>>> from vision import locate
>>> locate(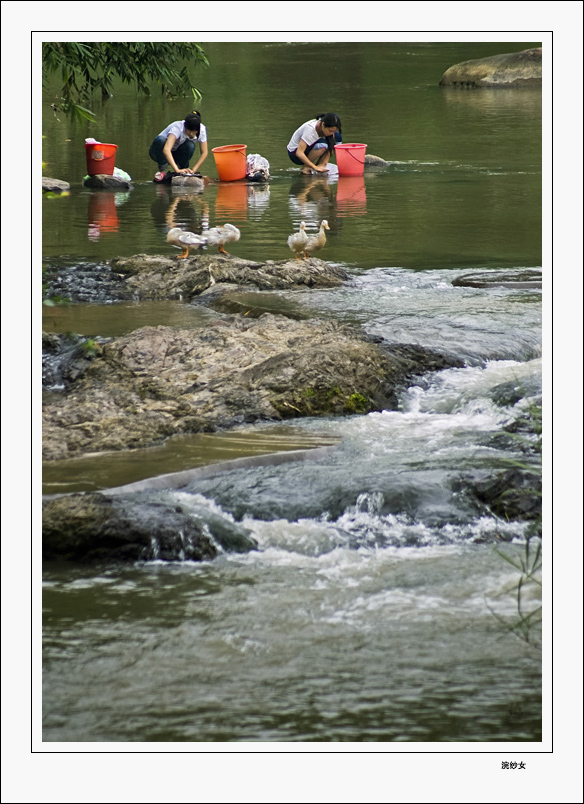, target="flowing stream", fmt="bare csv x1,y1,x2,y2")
41,41,542,743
